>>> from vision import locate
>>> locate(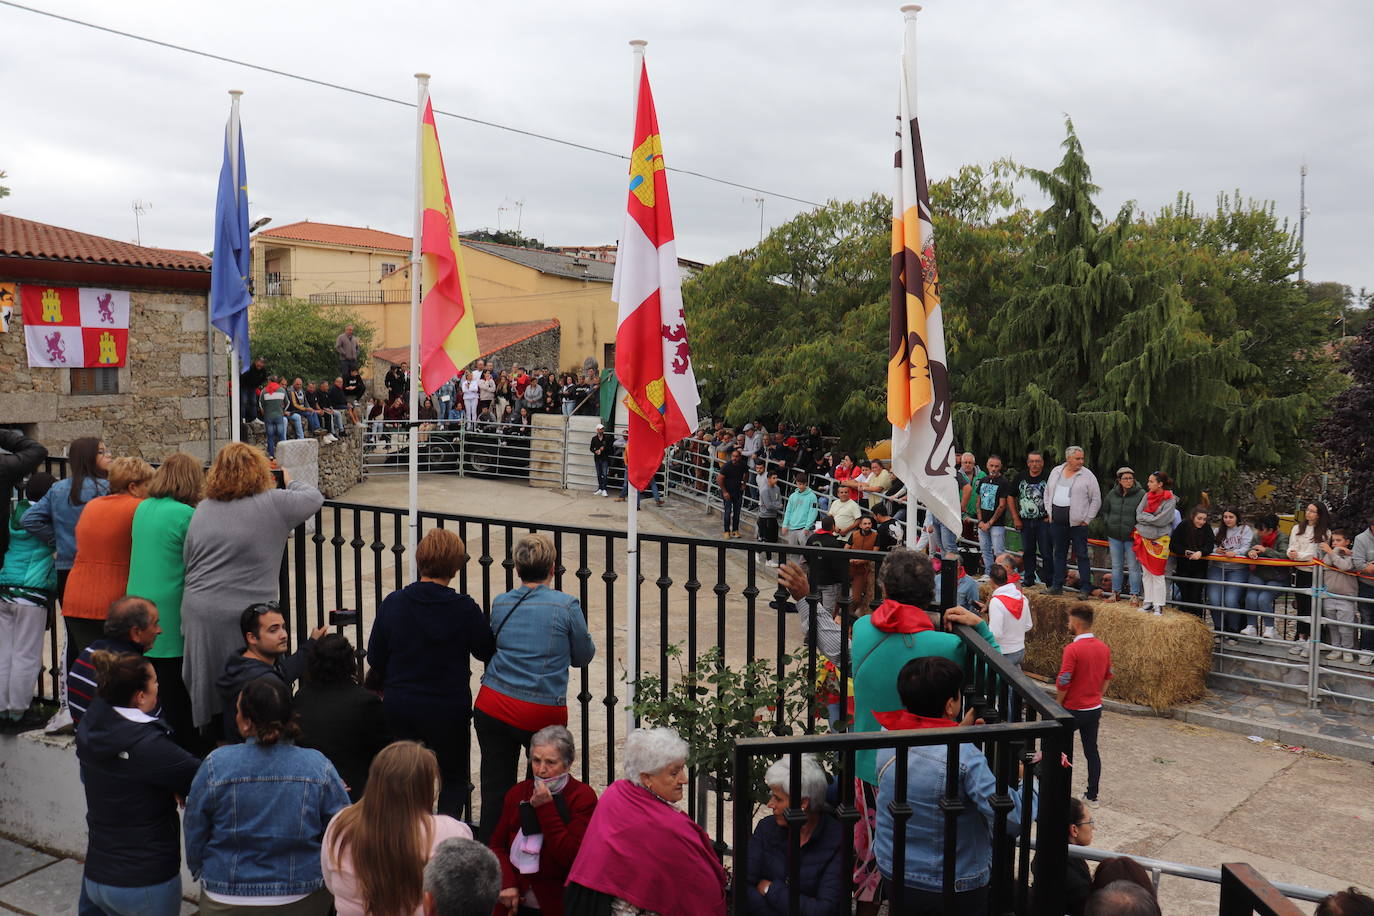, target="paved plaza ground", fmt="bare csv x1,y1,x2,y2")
1,475,1369,914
